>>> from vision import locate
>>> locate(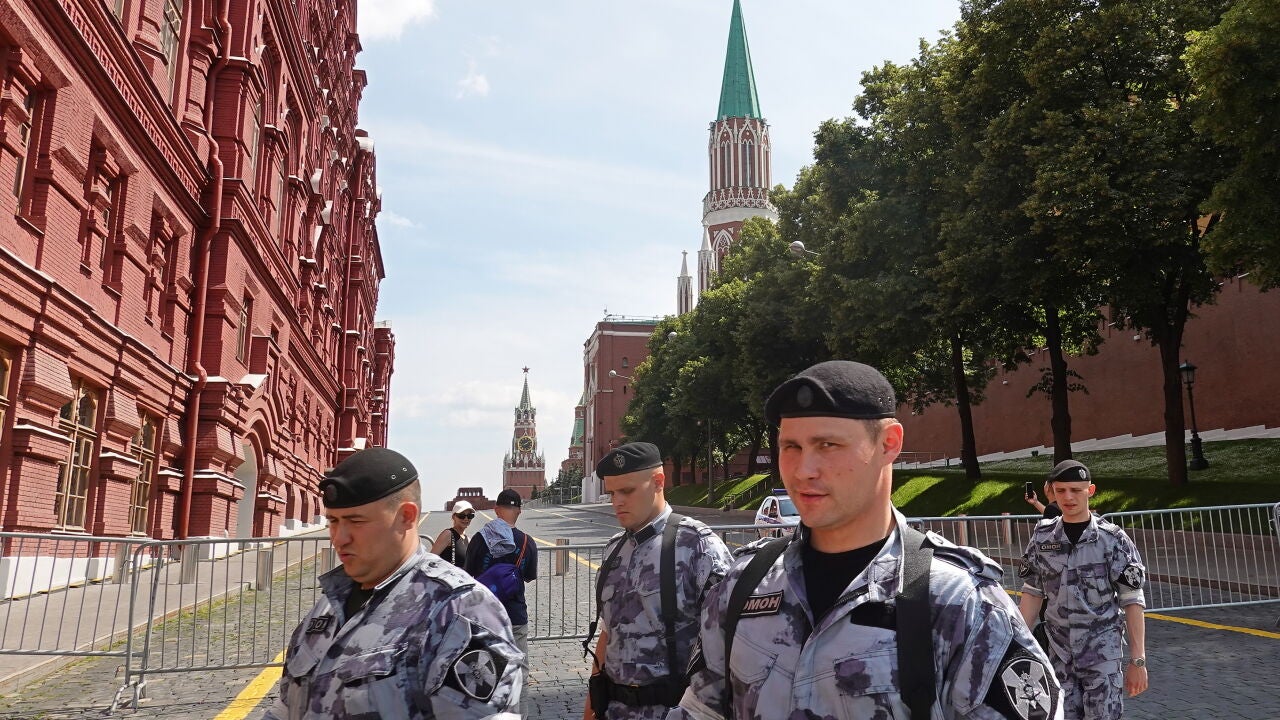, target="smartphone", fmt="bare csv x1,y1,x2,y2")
1024,481,1034,498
